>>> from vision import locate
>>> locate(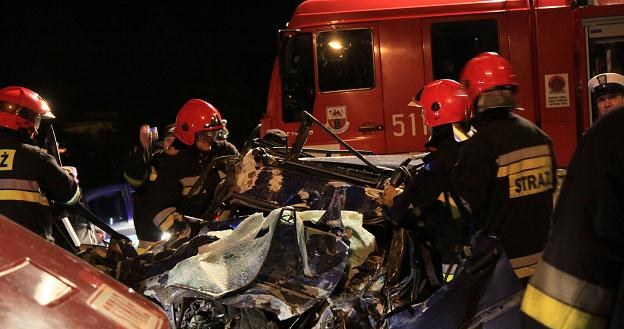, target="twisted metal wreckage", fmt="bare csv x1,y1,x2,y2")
80,111,524,329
